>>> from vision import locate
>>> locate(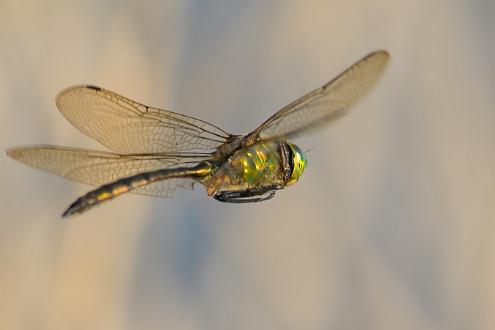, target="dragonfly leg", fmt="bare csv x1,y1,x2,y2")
214,185,278,203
